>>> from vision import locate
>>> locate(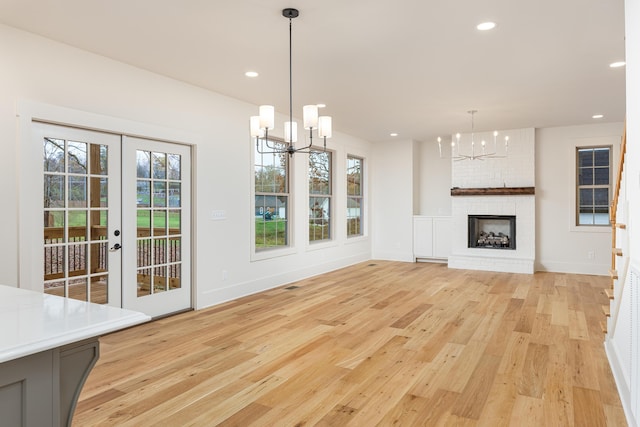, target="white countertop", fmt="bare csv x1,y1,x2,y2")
0,285,150,363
